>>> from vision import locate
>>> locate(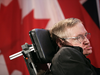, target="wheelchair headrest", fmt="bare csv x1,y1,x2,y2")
29,29,57,63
